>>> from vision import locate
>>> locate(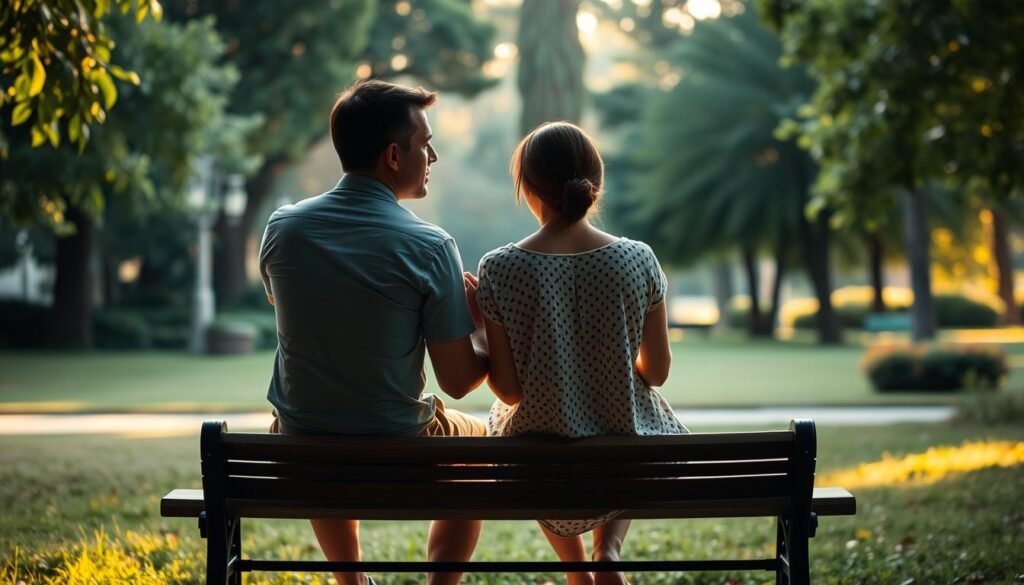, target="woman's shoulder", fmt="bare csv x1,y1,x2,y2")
613,237,660,260
478,243,519,270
